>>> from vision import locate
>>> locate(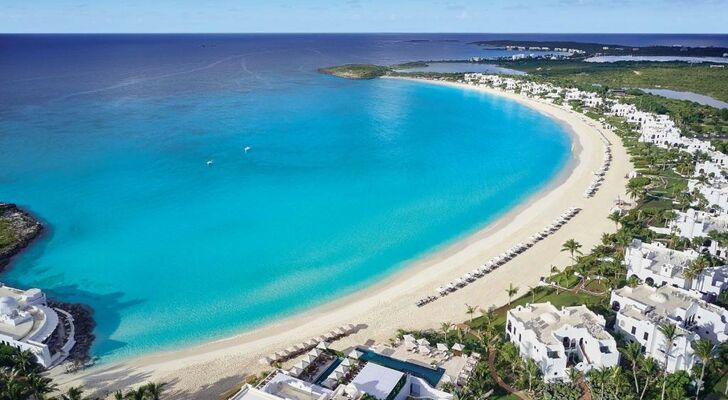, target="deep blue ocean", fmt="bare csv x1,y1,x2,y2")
0,34,725,361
